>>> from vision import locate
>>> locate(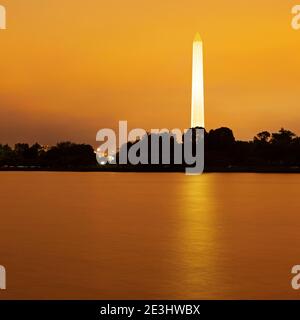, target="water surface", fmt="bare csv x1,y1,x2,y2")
0,172,299,299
